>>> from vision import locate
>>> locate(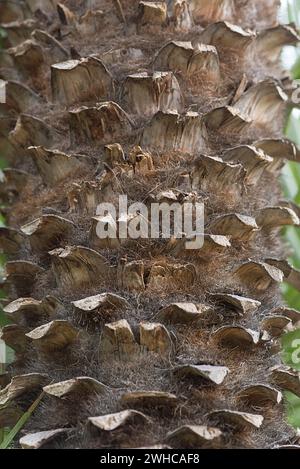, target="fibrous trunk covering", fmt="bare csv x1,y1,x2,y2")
1,0,300,450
